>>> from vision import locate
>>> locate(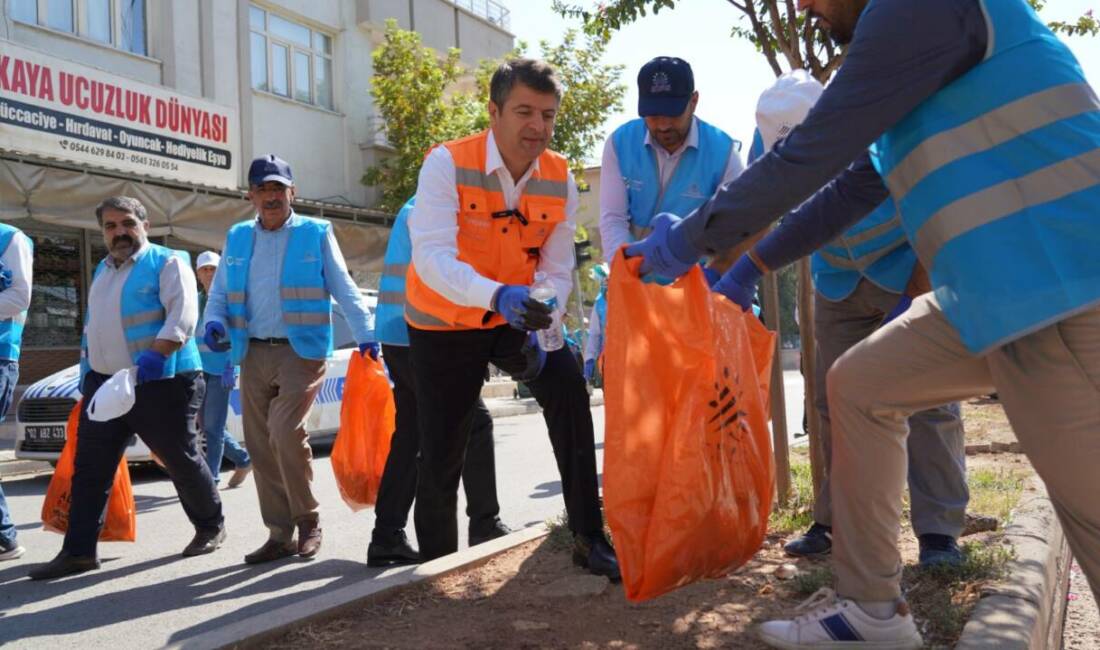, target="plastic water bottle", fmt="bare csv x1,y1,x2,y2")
530,272,564,351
